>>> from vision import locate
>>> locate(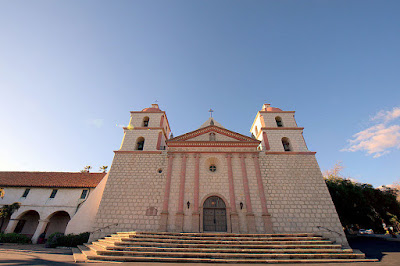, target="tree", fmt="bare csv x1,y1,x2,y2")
0,202,21,233
99,166,108,173
80,166,92,173
324,163,400,233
